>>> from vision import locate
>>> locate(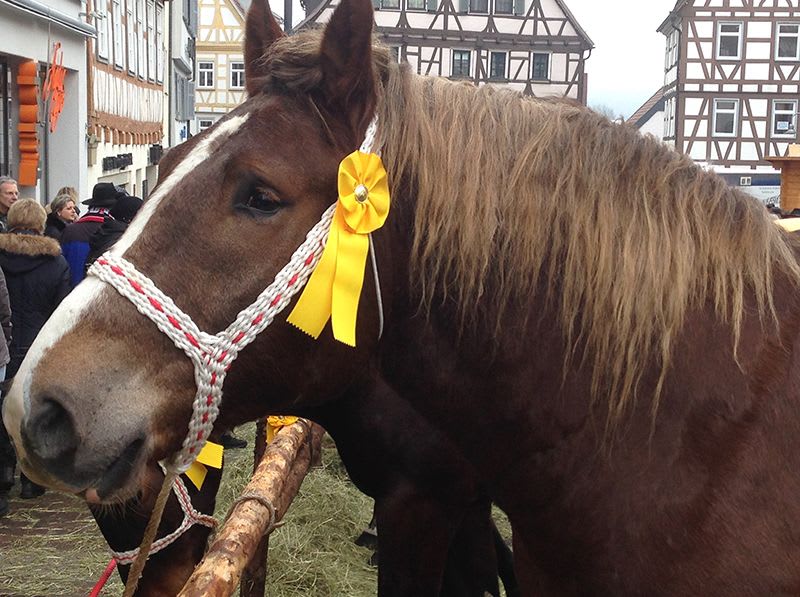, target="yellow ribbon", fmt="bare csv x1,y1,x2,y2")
287,150,391,347
184,440,224,490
